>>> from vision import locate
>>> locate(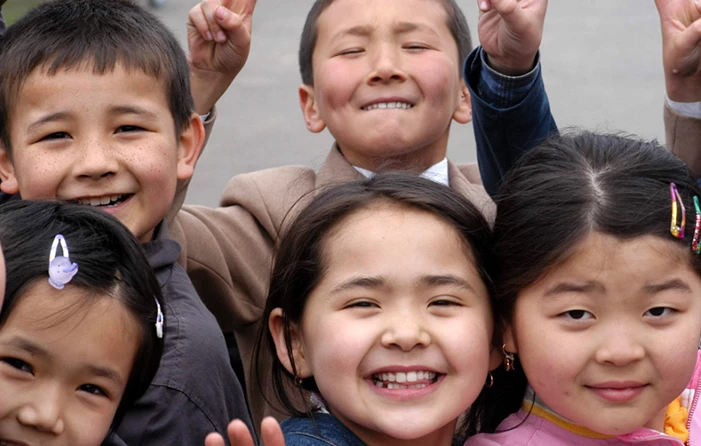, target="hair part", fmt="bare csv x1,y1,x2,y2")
254,172,496,435
0,0,194,153
0,200,165,427
298,0,472,86
475,130,701,432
